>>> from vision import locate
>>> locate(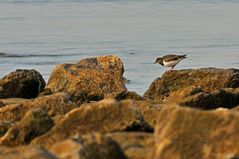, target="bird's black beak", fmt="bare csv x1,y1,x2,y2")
153,61,157,64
